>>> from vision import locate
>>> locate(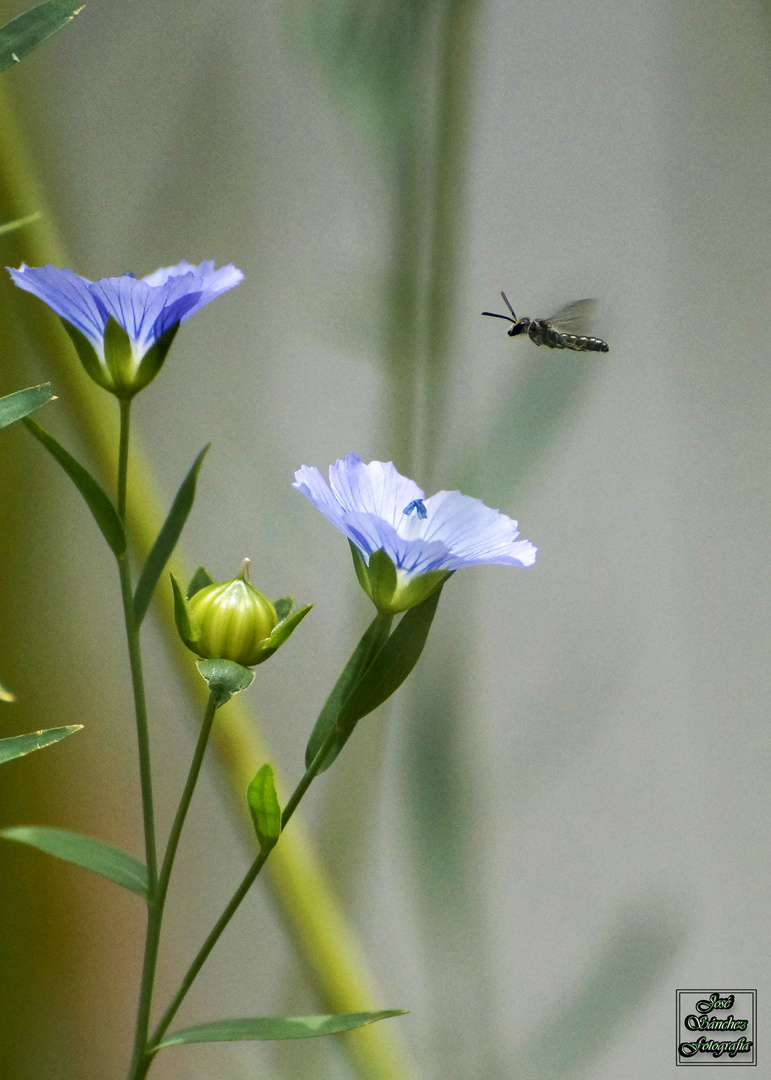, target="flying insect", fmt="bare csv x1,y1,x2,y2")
483,292,609,353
